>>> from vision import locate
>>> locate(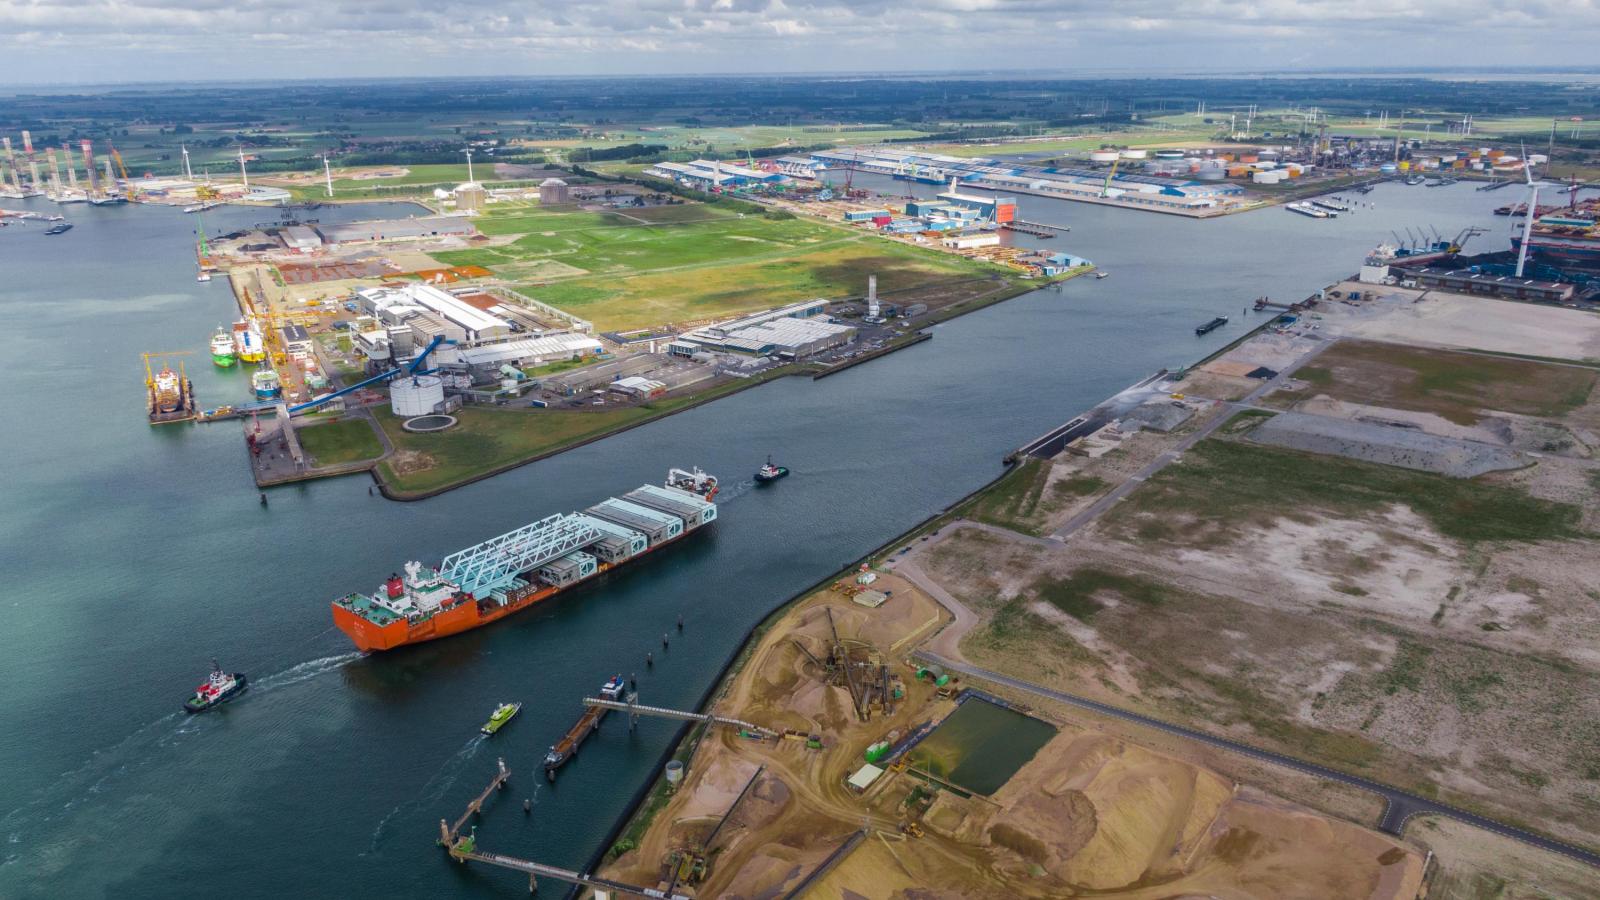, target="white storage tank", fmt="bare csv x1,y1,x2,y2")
1119,149,1148,160
390,374,445,417
1089,150,1120,164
